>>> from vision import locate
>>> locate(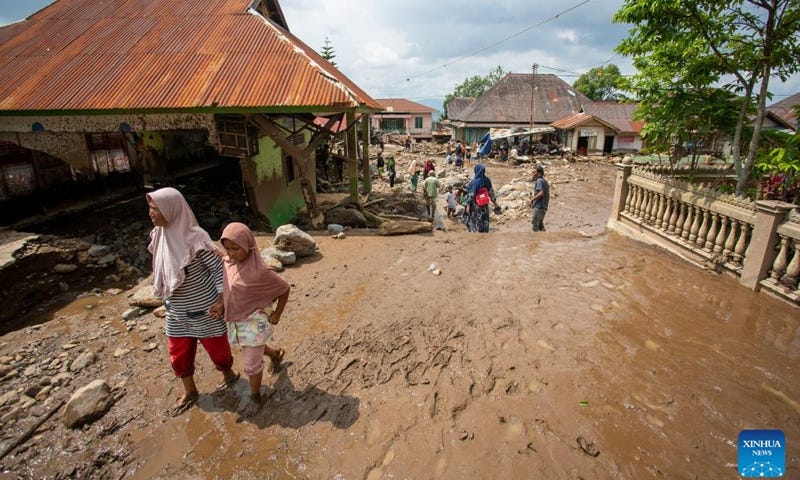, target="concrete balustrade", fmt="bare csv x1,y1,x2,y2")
608,162,799,306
